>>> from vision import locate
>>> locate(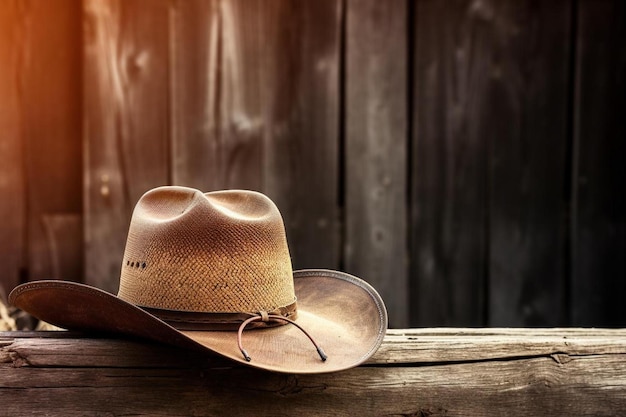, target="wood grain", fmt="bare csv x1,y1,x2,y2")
485,0,571,326
170,0,220,190
170,0,265,191
171,0,342,270
2,329,625,416
261,0,342,270
571,0,626,326
1,0,625,330
4,328,626,366
411,0,575,327
411,0,489,326
345,0,409,328
20,0,83,283
0,0,26,295
83,0,170,292
40,214,83,281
